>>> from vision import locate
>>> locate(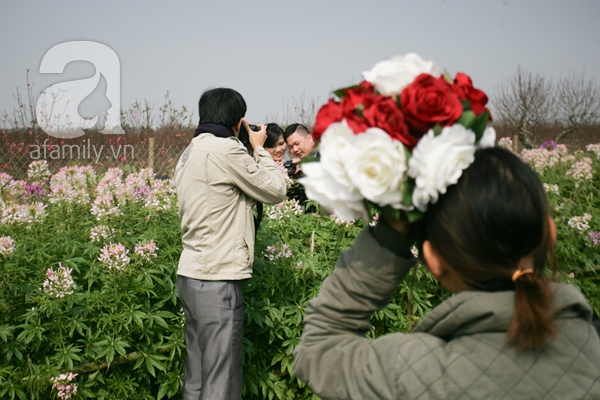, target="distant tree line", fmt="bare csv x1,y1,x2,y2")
491,66,600,149
3,68,599,153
